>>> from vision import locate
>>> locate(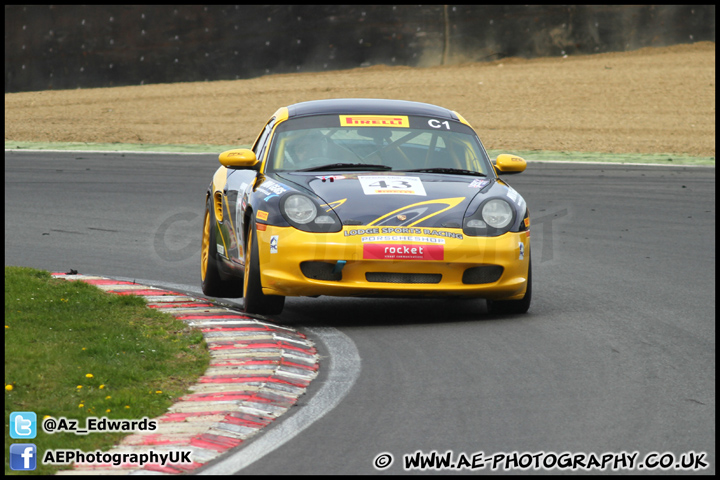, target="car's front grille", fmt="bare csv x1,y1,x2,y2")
300,261,342,281
365,272,442,284
462,265,503,284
